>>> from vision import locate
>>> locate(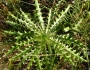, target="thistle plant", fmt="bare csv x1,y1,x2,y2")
4,0,88,70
